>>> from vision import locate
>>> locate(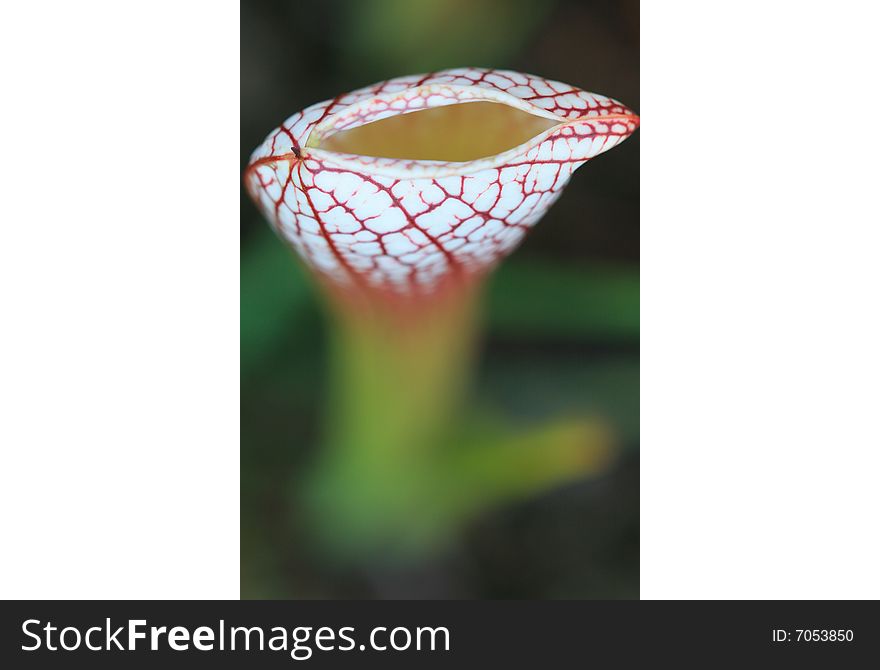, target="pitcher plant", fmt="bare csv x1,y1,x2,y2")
245,67,639,561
